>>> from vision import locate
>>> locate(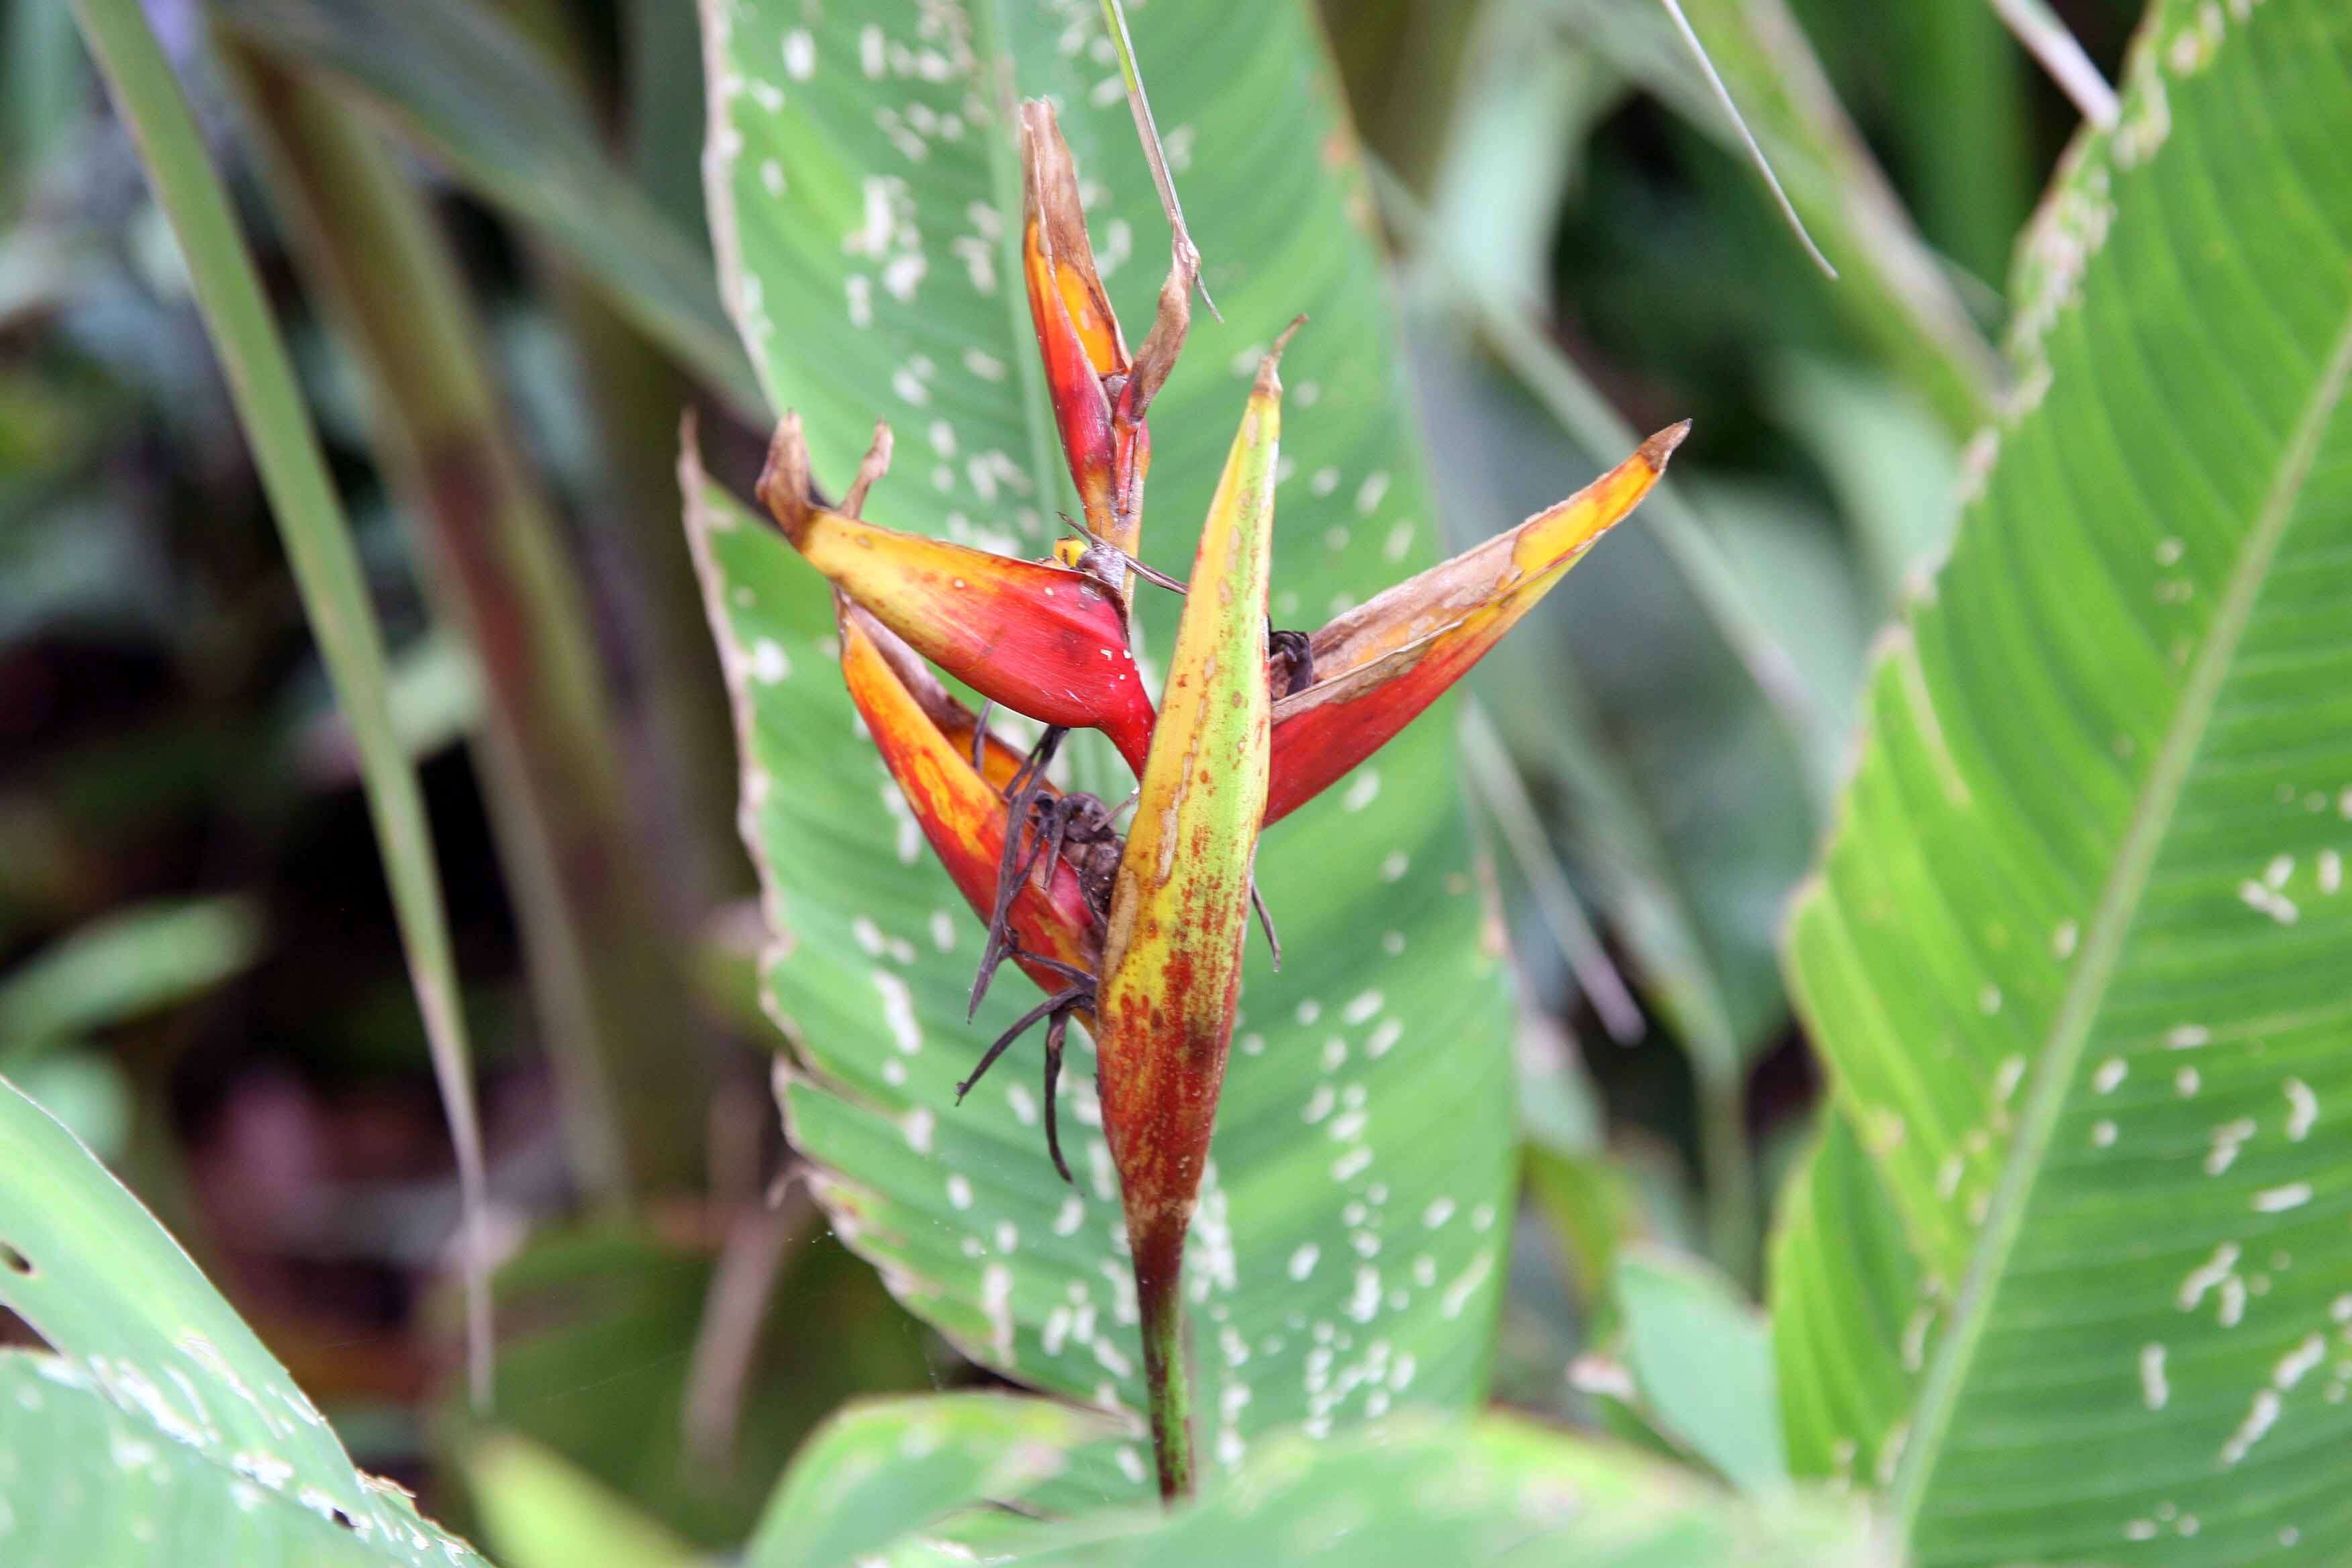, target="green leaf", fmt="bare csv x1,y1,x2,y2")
1876,0,2035,288
0,1355,461,1567
8,1050,136,1161
744,1393,1109,1568
1767,1118,1919,1494
1616,1247,1787,1493
885,1415,1877,1567
1771,3,2352,1561
463,1434,700,1568
689,0,1518,1496
1768,356,1959,612
0,895,262,1063
0,1083,488,1563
